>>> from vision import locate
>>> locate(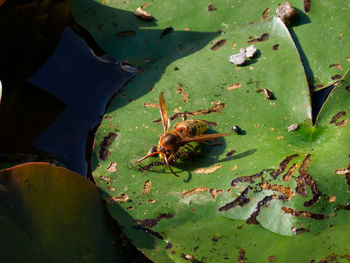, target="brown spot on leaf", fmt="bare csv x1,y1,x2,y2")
98,132,117,161
258,182,295,200
327,196,336,202
336,119,349,127
270,154,299,179
281,207,325,220
318,254,350,263
272,44,280,50
334,163,350,175
109,193,130,202
117,30,136,37
209,188,224,199
334,163,350,190
231,172,263,186
268,255,276,262
331,74,342,80
106,162,117,172
219,186,251,211
183,254,195,262
147,198,156,203
329,63,343,71
303,0,311,12
126,206,134,211
330,111,346,124
291,226,310,235
135,213,173,228
282,163,298,181
106,186,115,191
194,164,222,174
144,102,159,108
165,241,173,249
295,175,307,196
297,154,320,207
142,180,152,195
181,186,209,197
207,4,217,11
100,175,111,182
247,195,280,224
227,83,242,90
262,8,271,20
177,83,188,102
247,33,270,44
210,39,227,51
238,248,245,263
